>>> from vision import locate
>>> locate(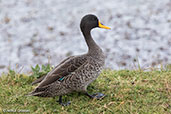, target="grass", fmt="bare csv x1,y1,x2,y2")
0,68,171,113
